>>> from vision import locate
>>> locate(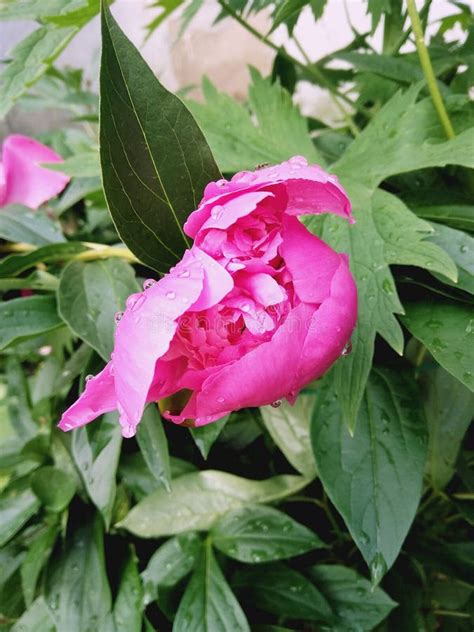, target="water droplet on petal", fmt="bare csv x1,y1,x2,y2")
211,205,224,219
114,311,124,324
217,396,225,403
271,400,282,408
143,278,156,290
166,291,176,300
342,341,352,356
241,303,250,312
179,269,190,278
85,374,94,383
